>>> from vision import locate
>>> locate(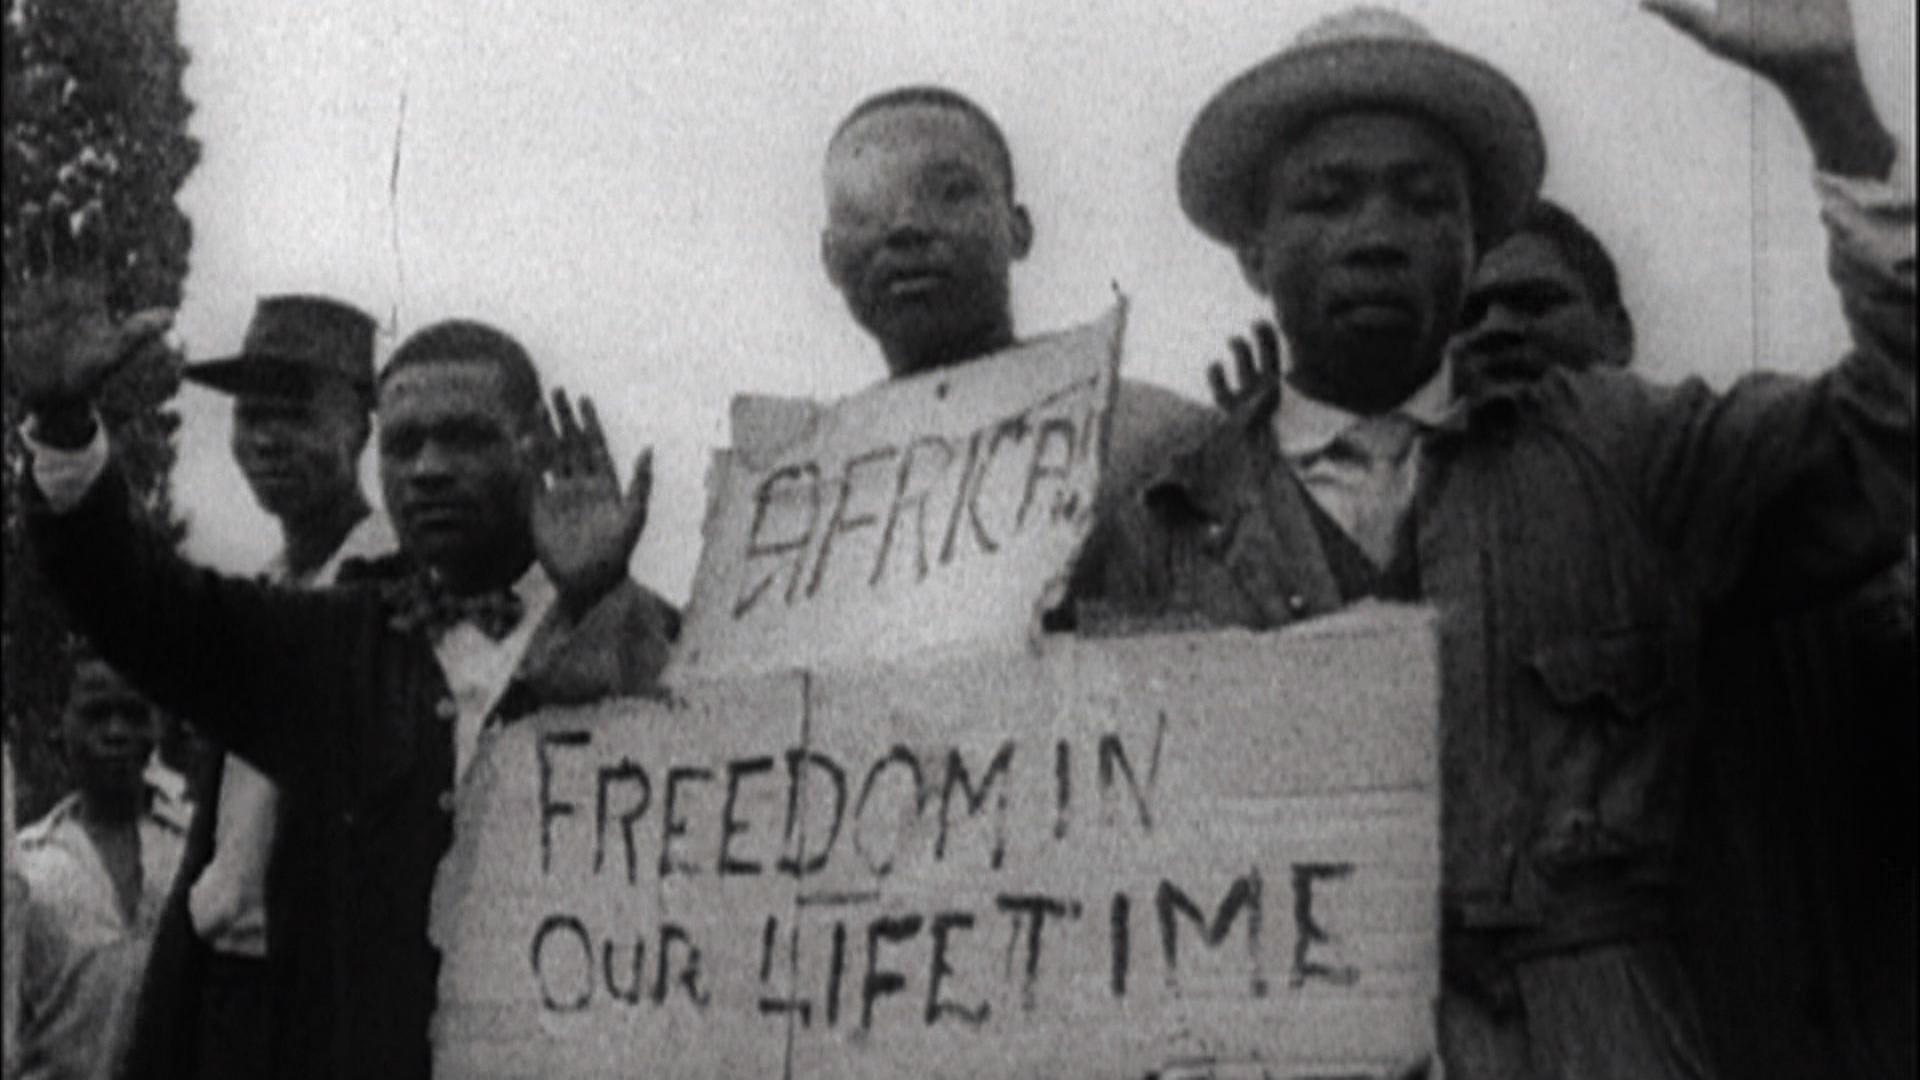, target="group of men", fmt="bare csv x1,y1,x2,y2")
5,0,1911,1078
